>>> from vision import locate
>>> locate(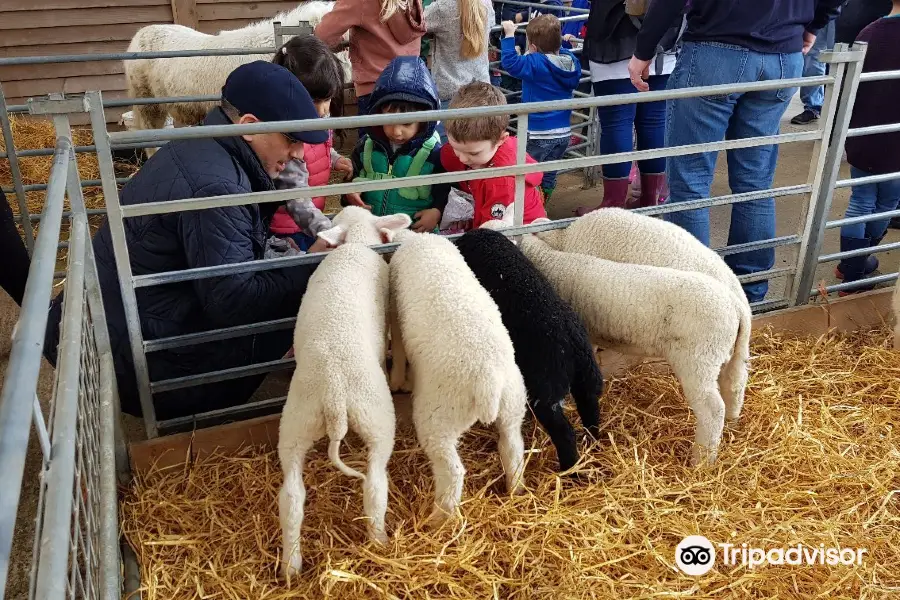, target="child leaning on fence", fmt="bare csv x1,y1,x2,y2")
342,56,450,232
500,15,581,201
440,81,547,229
834,2,900,294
